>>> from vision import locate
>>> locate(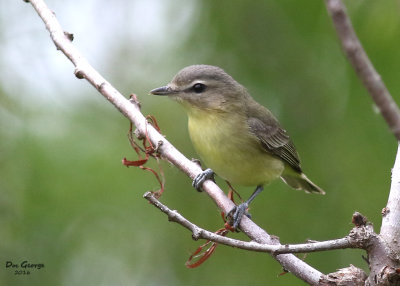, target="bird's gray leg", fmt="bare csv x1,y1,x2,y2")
227,185,264,230
192,168,215,192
